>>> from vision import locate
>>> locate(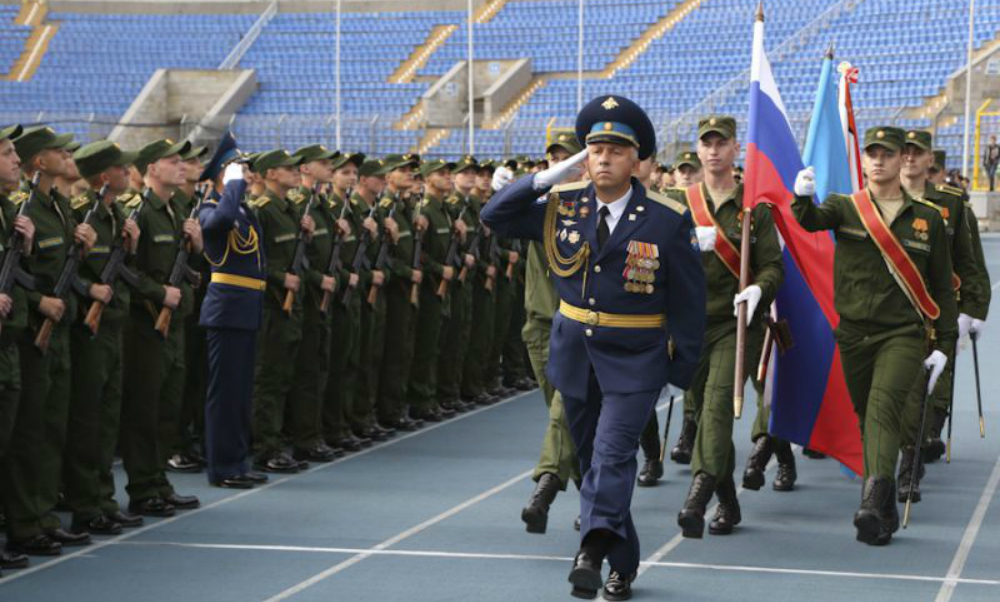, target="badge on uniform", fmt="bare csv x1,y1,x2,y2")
623,241,659,294
580,206,591,219
912,217,929,241
558,200,576,217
